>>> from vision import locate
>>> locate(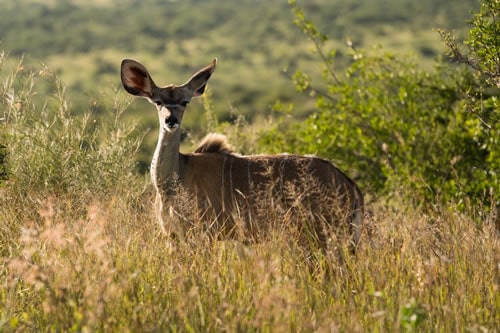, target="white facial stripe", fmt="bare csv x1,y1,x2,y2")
164,125,178,133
